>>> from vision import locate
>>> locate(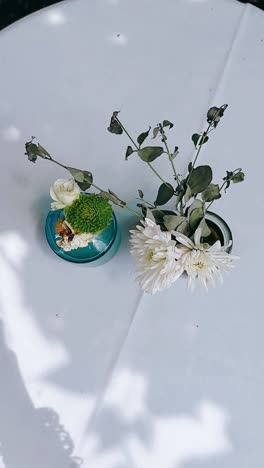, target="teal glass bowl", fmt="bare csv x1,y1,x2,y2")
45,209,121,265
